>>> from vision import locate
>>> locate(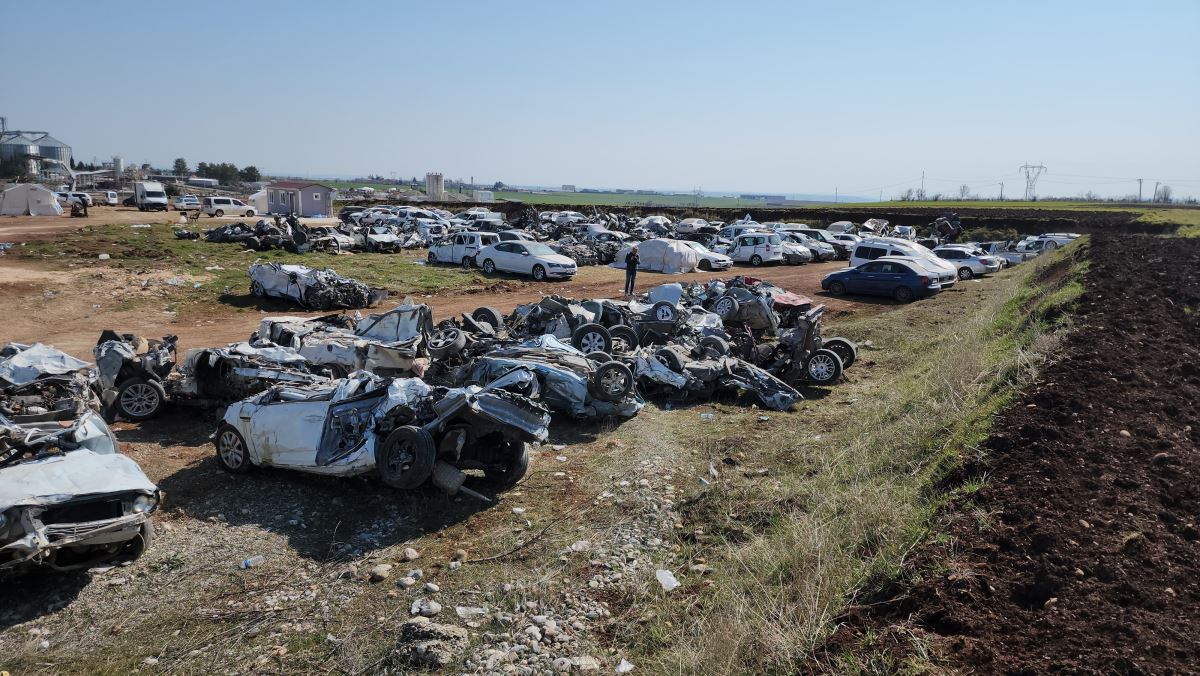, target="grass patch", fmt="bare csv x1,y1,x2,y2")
614,242,1088,674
